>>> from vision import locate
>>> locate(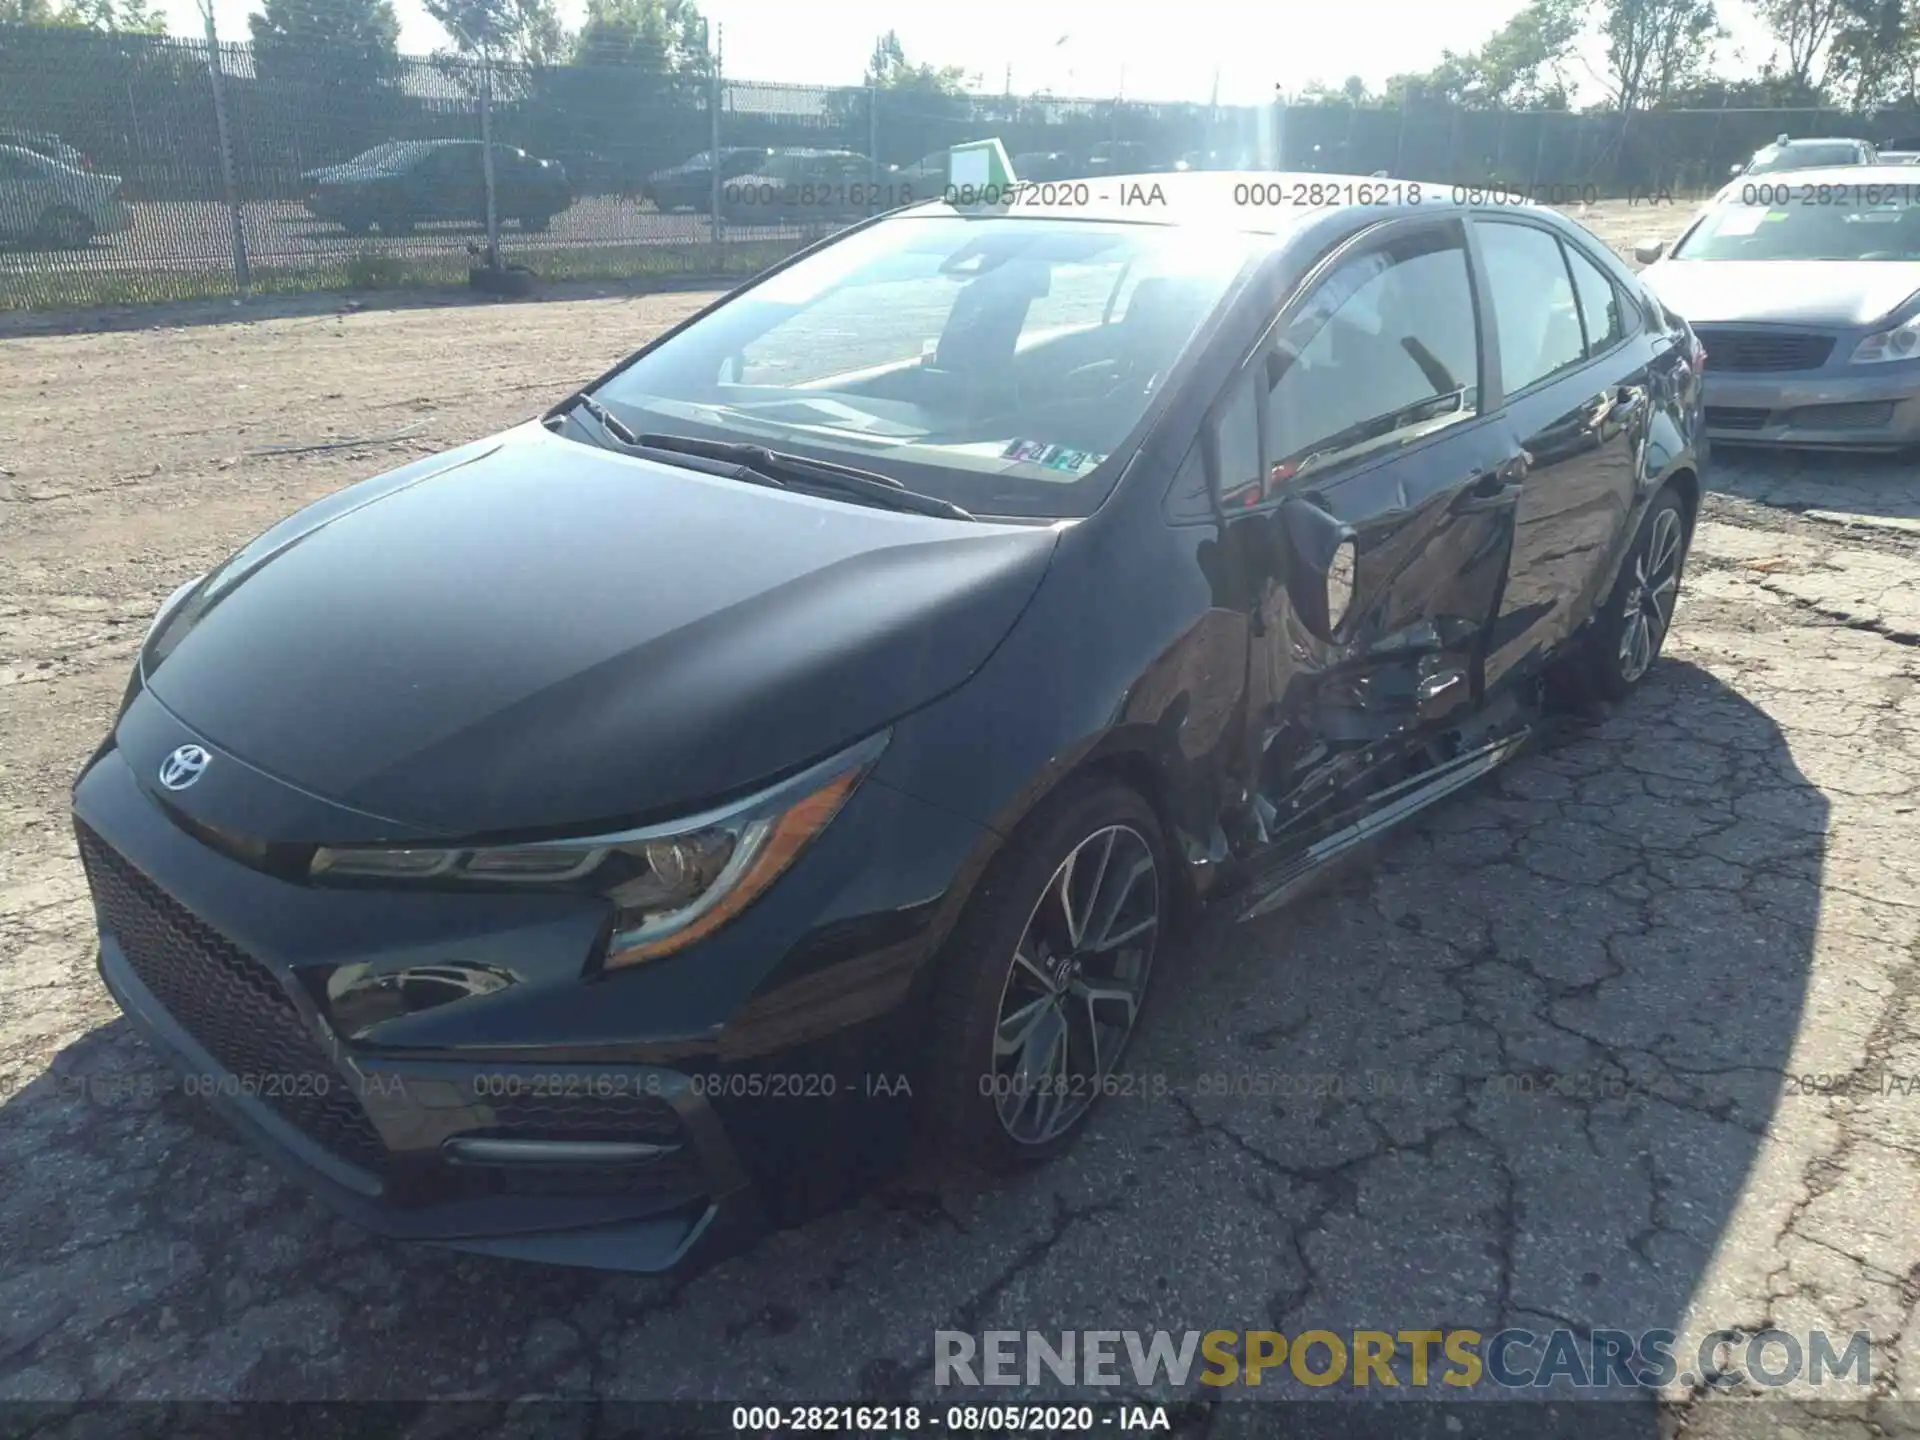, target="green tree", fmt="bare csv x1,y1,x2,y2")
248,0,400,84
573,0,707,73
0,0,165,28
1474,0,1580,104
1757,0,1848,92
1826,0,1918,106
1598,0,1723,110
425,0,568,66
866,28,966,93
1380,0,1578,107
